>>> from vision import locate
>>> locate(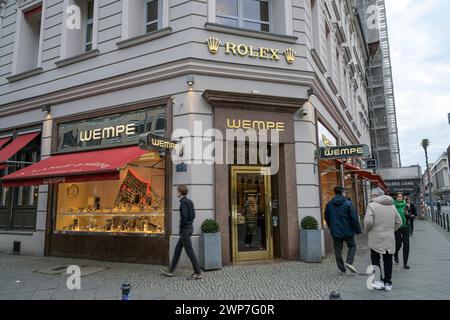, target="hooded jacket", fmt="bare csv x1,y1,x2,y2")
365,195,403,254
325,195,362,239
